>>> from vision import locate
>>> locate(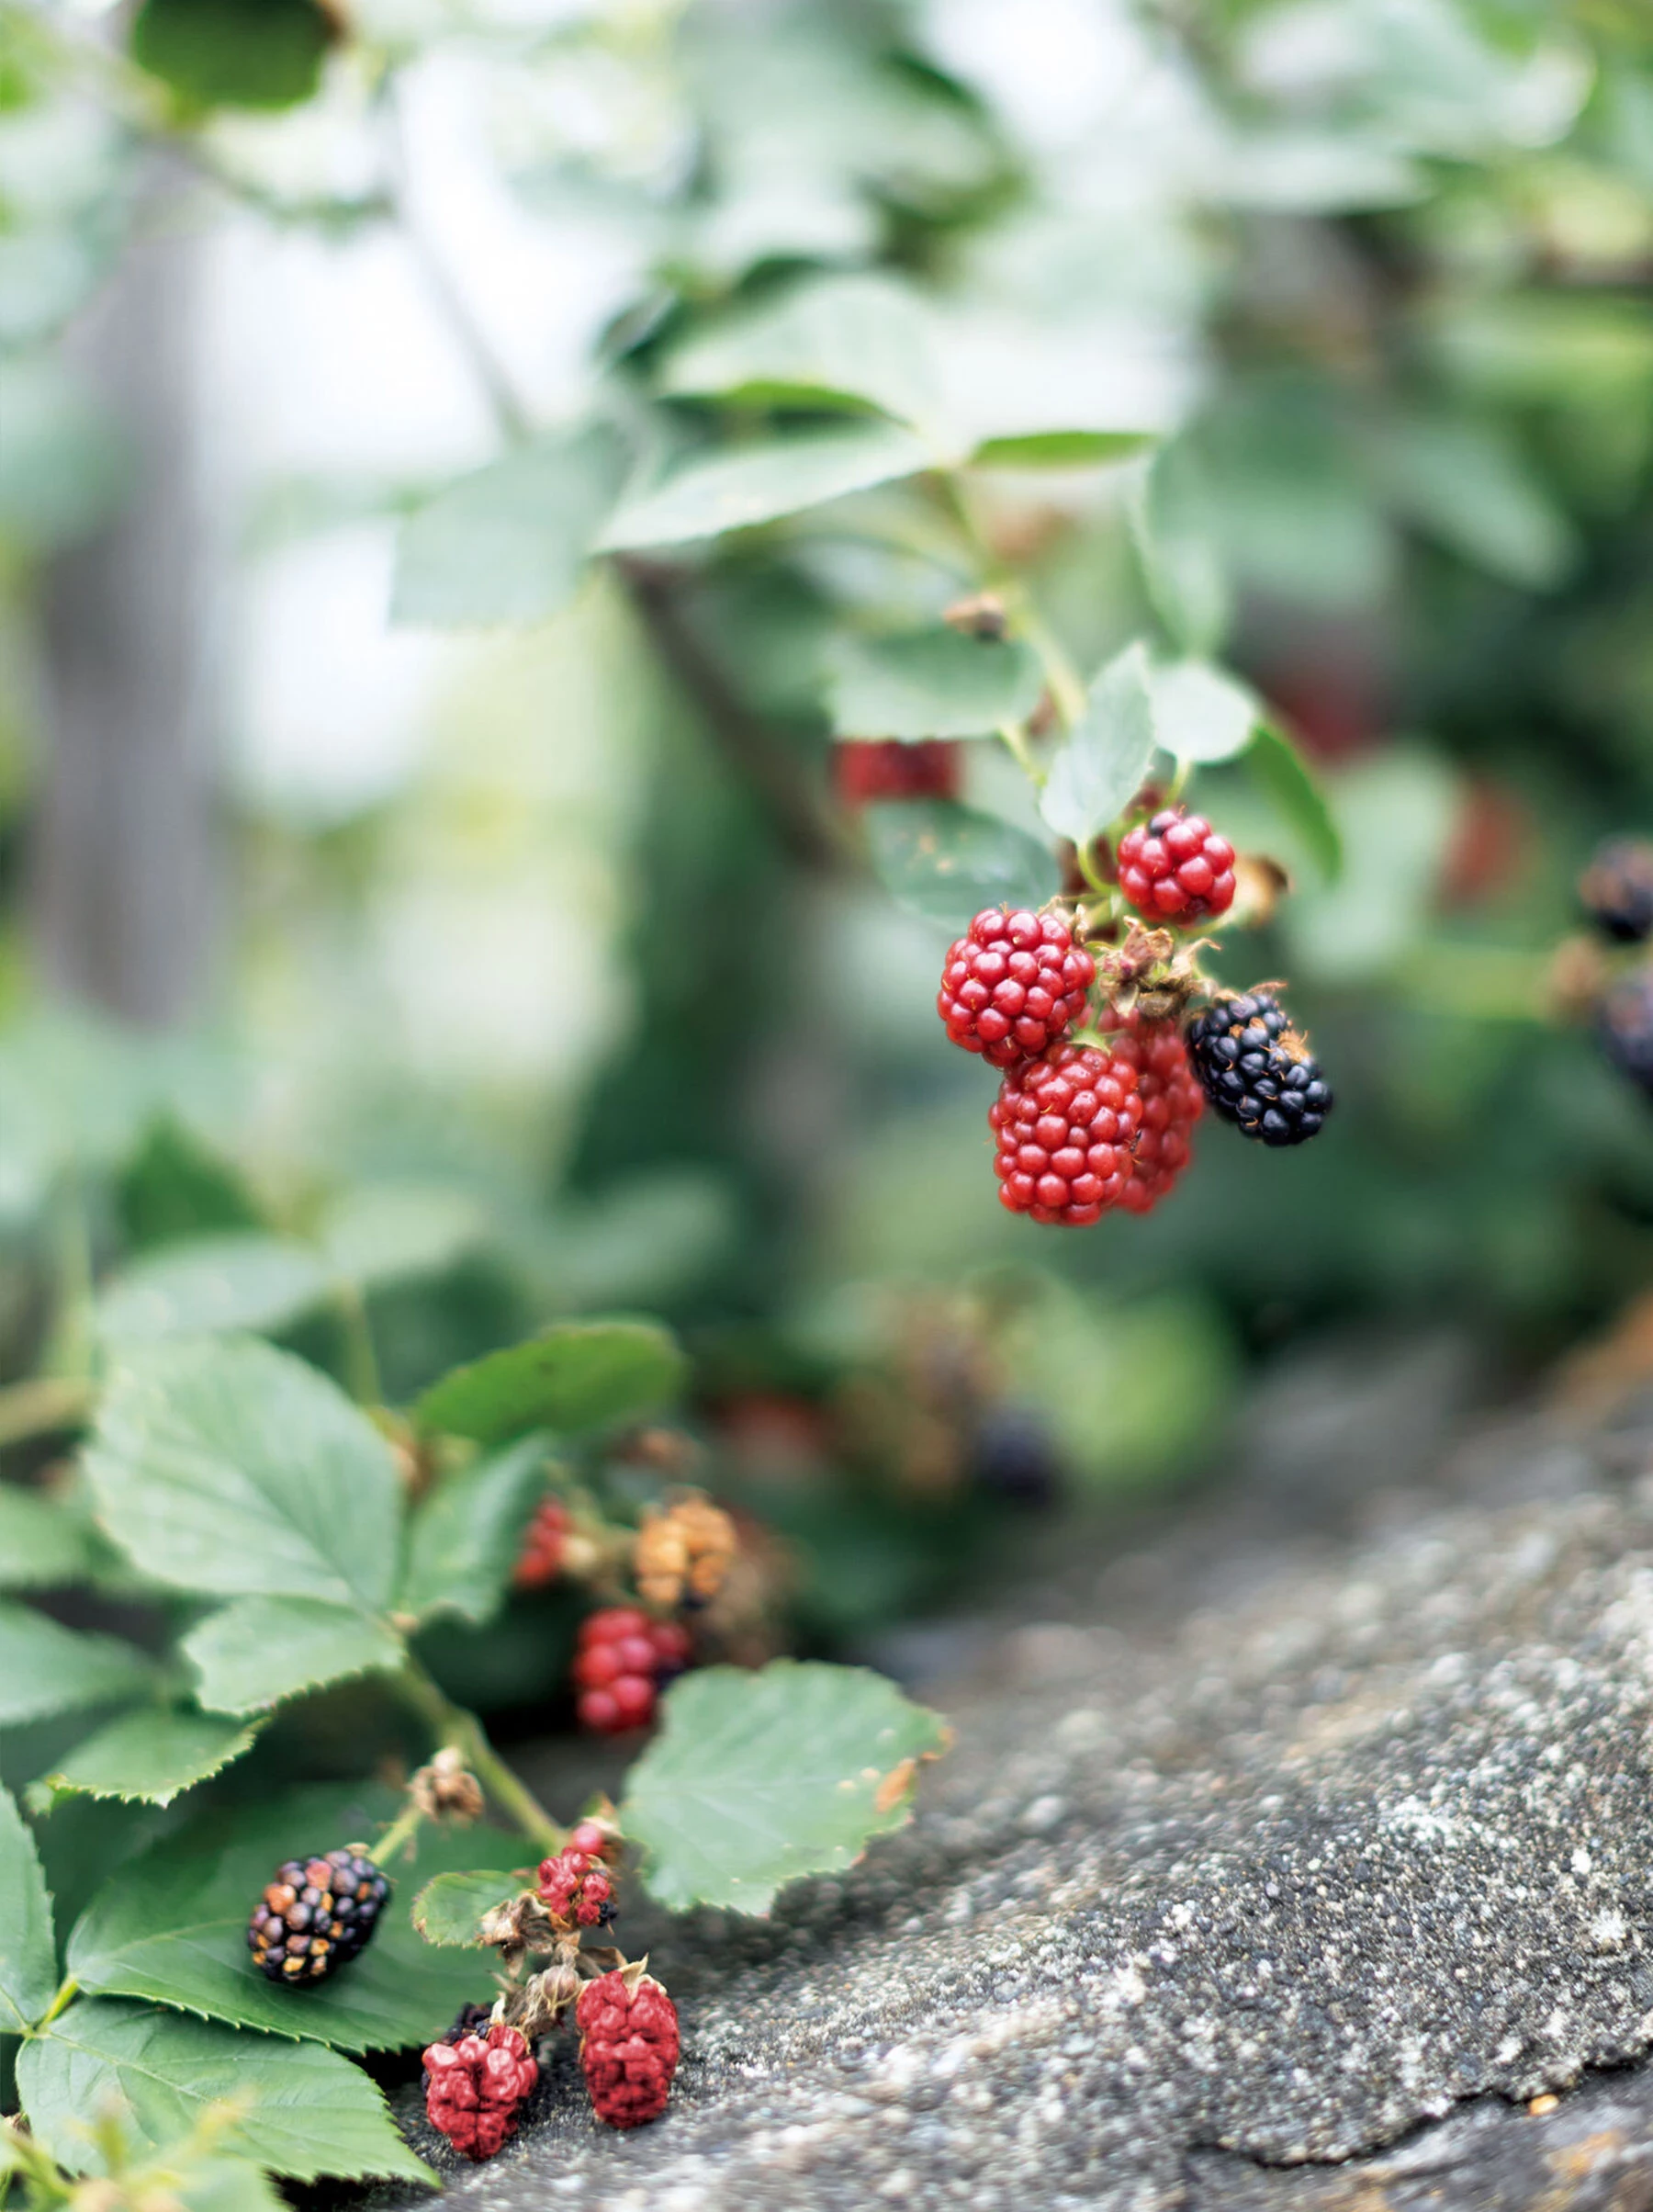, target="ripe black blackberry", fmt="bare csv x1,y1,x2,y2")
247,1847,389,1986
1601,969,1653,1100
1186,991,1333,1147
1580,838,1653,945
